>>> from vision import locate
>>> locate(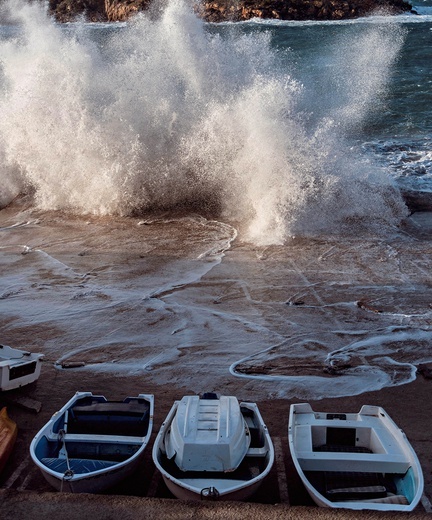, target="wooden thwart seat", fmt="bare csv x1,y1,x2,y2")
60,433,144,444
325,471,387,500
71,401,149,416
296,432,410,474
66,401,150,437
297,450,410,473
